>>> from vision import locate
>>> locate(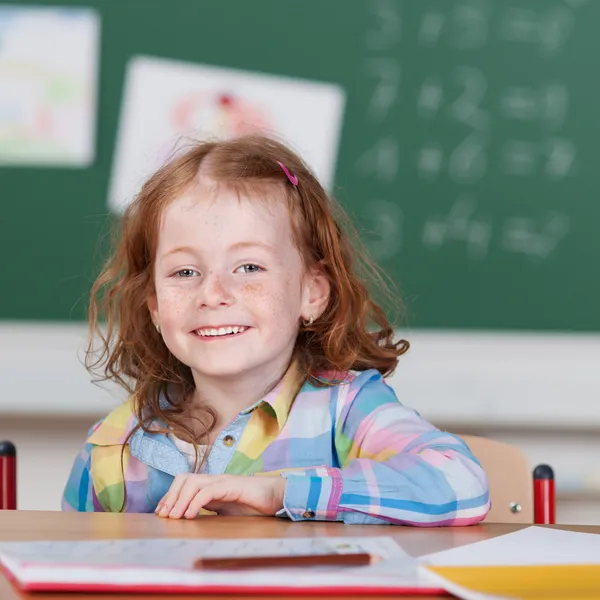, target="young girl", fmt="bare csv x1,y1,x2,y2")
63,135,490,525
